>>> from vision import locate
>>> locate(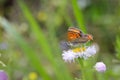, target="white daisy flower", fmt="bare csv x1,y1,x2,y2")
62,50,76,63
62,45,97,62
